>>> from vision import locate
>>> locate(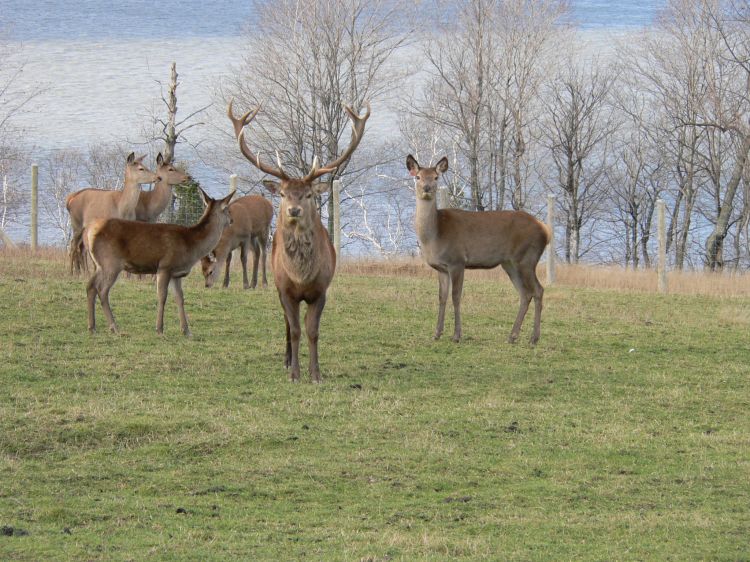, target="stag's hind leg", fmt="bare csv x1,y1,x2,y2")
249,238,261,289
305,294,327,383
223,251,232,288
